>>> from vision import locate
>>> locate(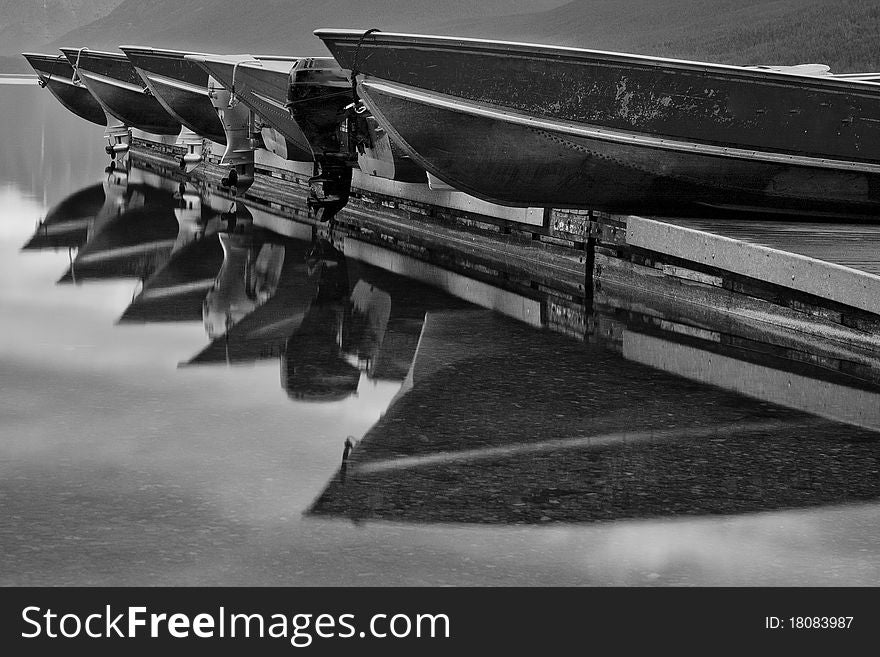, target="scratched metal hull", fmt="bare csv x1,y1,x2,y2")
59,48,181,136
317,30,880,218
22,53,107,126
120,46,227,144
